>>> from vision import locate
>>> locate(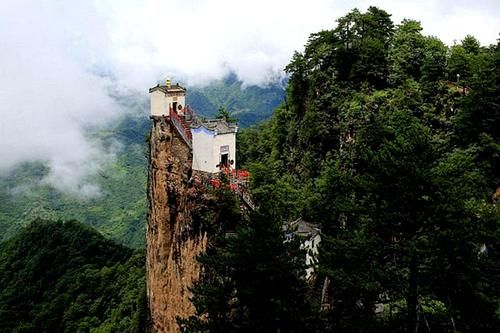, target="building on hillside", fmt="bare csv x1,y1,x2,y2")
149,80,187,117
283,218,322,280
149,80,238,174
191,118,238,173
